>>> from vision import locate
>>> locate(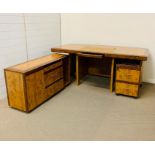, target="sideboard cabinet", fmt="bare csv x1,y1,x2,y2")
4,54,70,112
